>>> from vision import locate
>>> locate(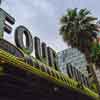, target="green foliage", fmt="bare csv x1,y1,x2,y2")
91,40,100,62
91,83,98,93
59,8,98,56
22,48,31,55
